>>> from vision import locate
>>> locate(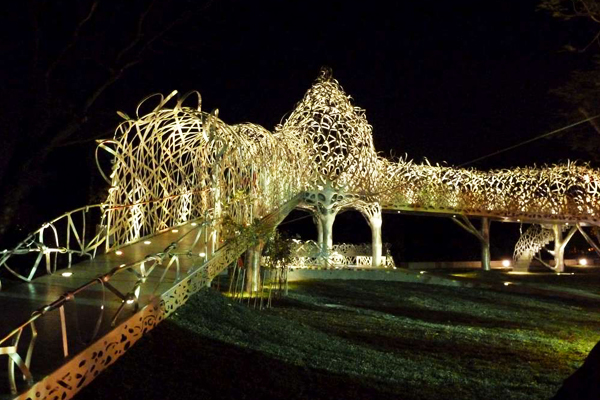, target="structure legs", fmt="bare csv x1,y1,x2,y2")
245,241,264,293
319,209,338,257
481,217,491,272
451,215,491,271
368,211,383,267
